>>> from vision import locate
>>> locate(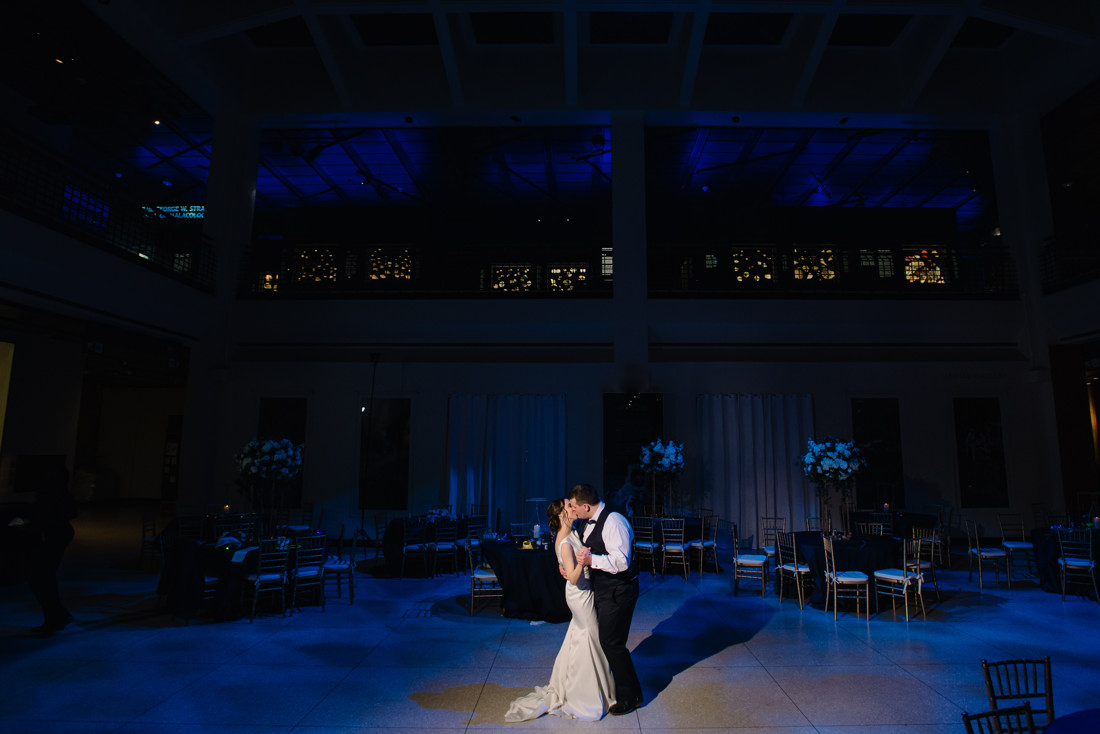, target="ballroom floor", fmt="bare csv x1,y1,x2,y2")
2,504,1098,734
